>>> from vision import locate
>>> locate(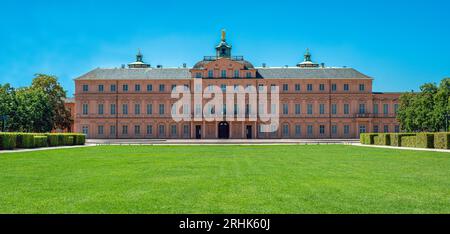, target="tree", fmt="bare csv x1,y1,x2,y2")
31,74,73,131
397,78,450,132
